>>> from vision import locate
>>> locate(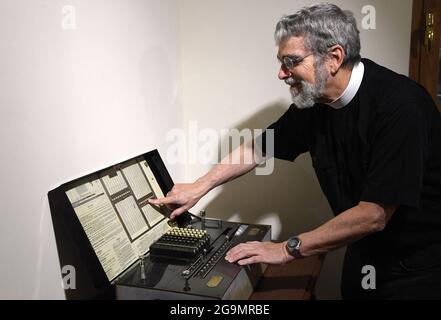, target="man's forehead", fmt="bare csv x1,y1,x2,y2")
277,36,307,56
